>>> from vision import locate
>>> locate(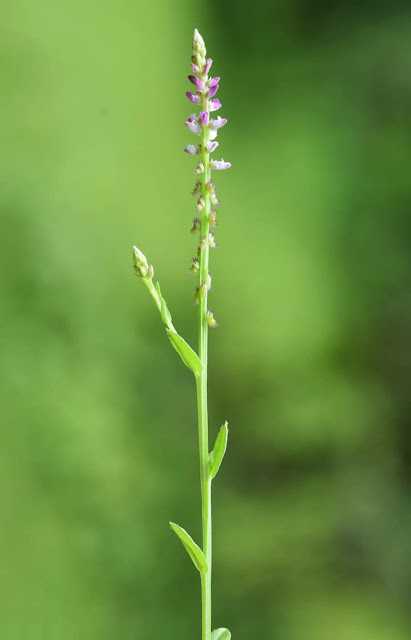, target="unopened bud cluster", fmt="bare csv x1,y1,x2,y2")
133,246,153,279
